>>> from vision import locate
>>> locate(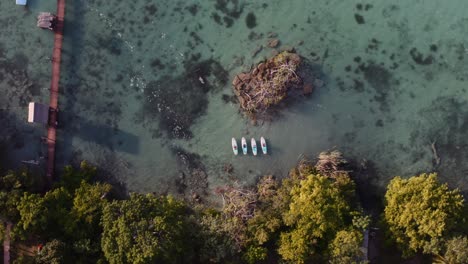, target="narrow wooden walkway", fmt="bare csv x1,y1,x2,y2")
46,0,66,182
3,222,11,264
